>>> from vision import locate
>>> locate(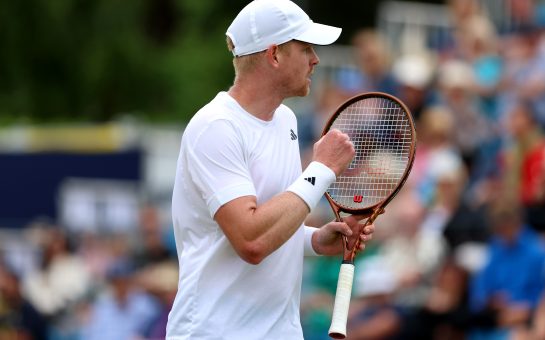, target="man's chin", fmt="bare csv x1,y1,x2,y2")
297,86,311,97
286,85,311,99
